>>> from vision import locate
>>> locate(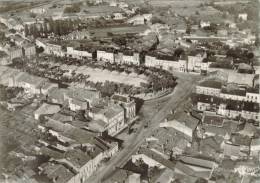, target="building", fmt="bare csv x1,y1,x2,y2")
67,47,92,59
22,43,36,58
9,72,48,94
35,128,119,183
113,13,125,20
144,54,182,71
160,119,199,142
227,73,255,87
0,50,10,65
196,94,220,112
65,88,101,111
48,87,101,111
41,82,58,95
196,80,222,96
34,103,61,120
127,14,152,25
88,103,125,136
251,138,260,157
36,39,65,57
187,52,207,72
238,13,248,21
115,51,140,65
8,46,23,60
111,94,136,121
97,50,114,63
30,8,46,14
